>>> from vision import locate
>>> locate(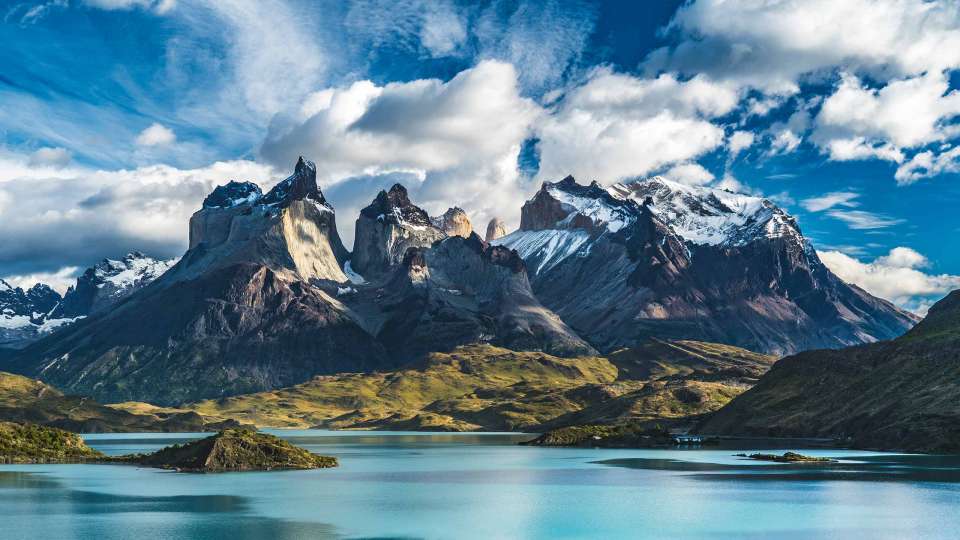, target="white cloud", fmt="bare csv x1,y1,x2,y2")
728,131,755,157
650,0,960,92
83,0,175,13
812,72,960,160
826,209,905,230
662,163,714,186
27,147,71,168
1,266,80,295
0,153,276,276
895,146,960,184
419,3,467,57
536,69,732,184
820,247,960,314
260,60,540,239
135,123,176,147
800,191,859,212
